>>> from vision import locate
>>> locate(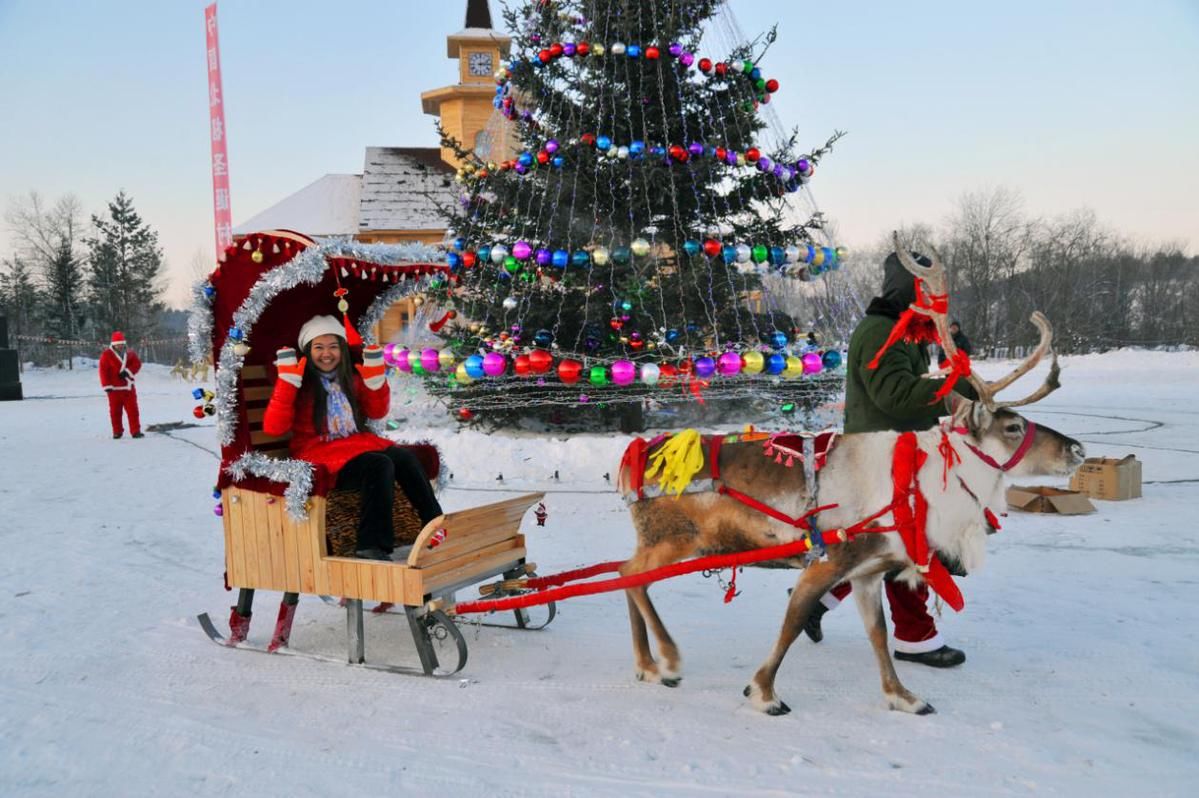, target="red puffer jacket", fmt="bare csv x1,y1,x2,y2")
262,374,392,475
